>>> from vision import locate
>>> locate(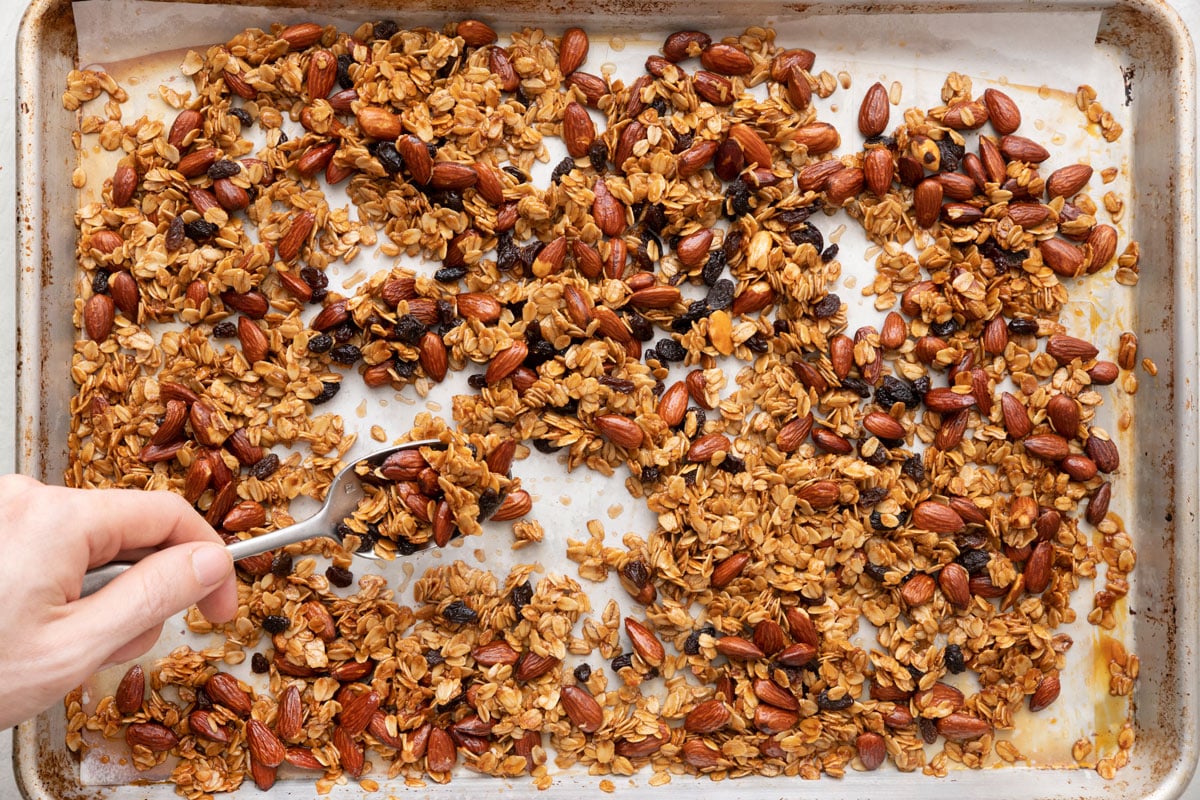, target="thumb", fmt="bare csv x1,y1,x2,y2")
66,543,235,665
